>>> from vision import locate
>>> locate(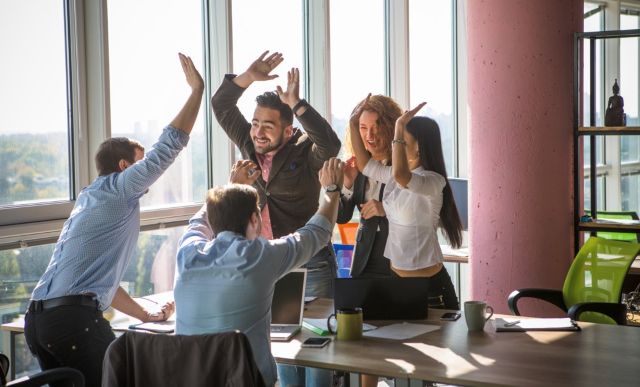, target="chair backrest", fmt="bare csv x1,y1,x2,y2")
338,223,358,245
102,330,265,387
595,211,640,243
562,237,640,324
0,354,84,387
